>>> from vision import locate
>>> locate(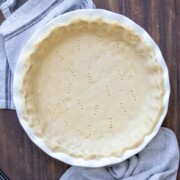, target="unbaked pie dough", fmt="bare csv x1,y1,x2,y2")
21,17,164,159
